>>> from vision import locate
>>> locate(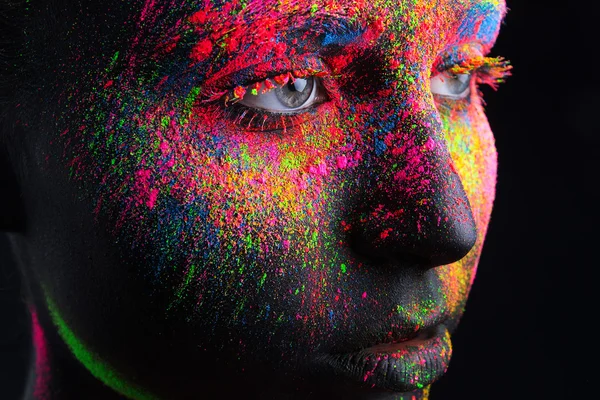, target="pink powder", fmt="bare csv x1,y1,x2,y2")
160,141,170,154
336,155,348,169
317,161,328,176
147,188,159,209
30,309,51,400
139,0,157,22
424,137,436,151
134,169,158,209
